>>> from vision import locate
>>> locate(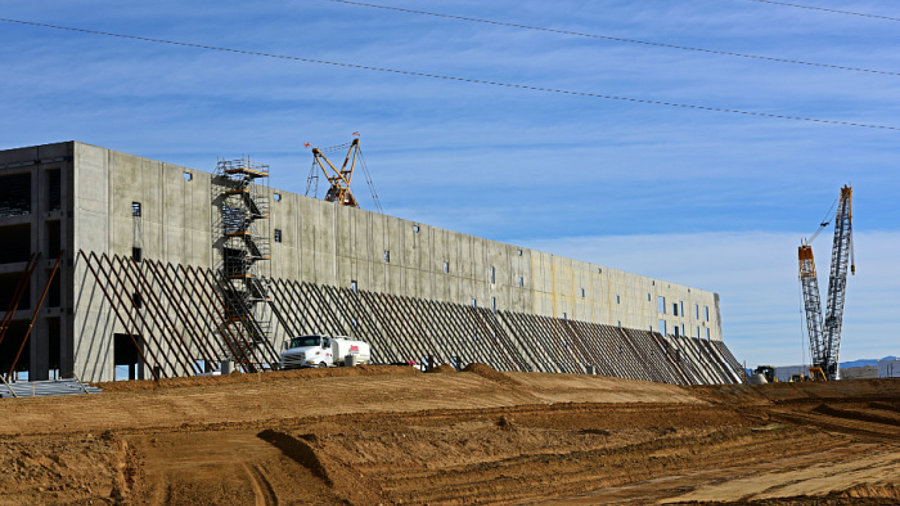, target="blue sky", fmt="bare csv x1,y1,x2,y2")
1,0,897,367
